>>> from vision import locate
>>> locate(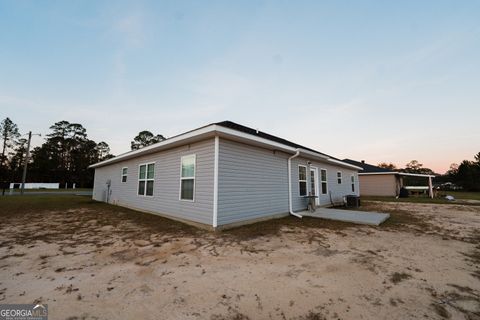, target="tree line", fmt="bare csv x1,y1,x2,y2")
0,117,165,188
378,155,480,191
440,154,480,191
